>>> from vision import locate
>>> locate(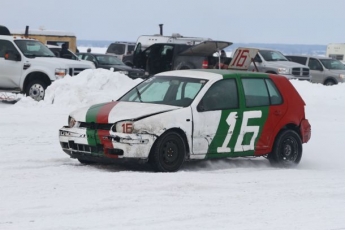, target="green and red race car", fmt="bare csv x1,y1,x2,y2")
59,69,311,172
